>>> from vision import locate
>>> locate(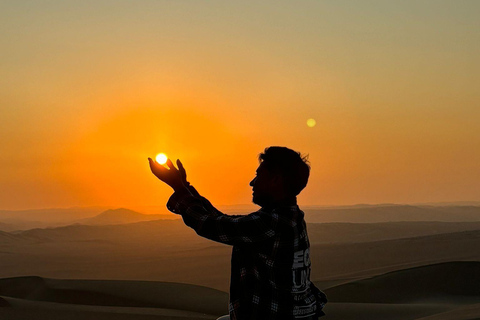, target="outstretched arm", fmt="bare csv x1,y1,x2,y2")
167,190,278,246
148,158,277,245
